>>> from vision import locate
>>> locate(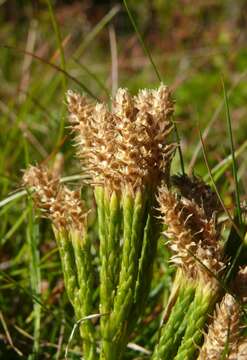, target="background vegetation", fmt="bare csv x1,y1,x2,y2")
0,0,247,358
